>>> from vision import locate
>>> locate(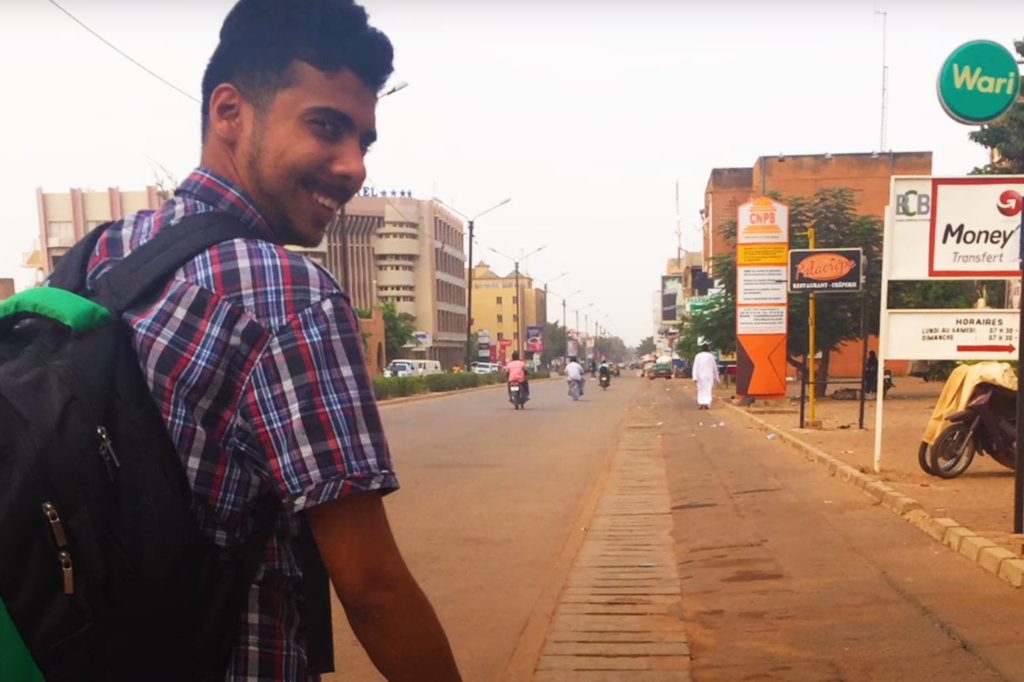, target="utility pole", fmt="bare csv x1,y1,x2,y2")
515,264,521,356
876,10,889,152
430,197,511,369
465,220,475,367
